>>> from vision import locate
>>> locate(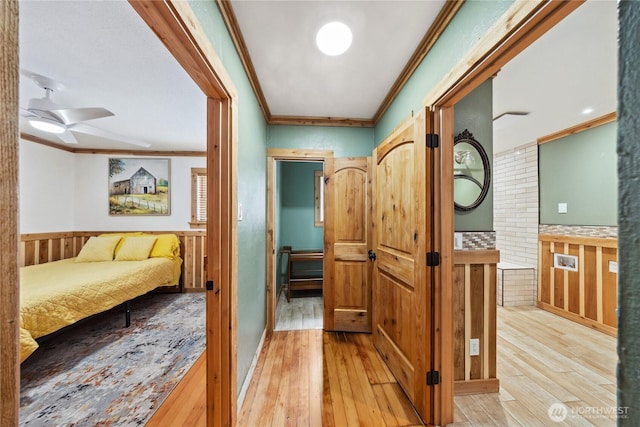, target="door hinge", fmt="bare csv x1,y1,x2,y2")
426,251,440,267
426,370,440,386
426,133,439,149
